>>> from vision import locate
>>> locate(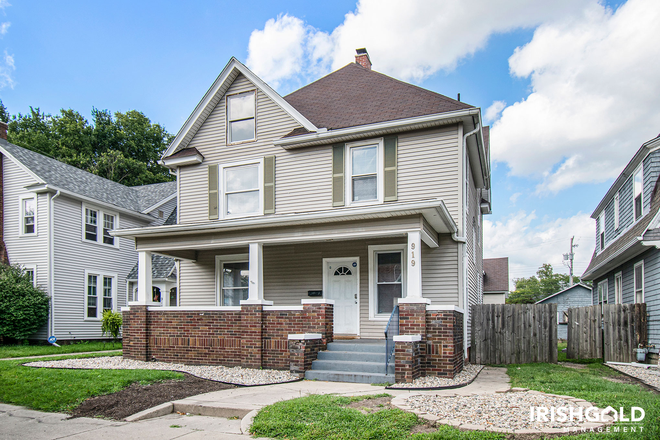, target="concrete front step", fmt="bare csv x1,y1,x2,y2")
317,350,386,363
312,359,394,375
326,342,385,353
305,369,395,384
